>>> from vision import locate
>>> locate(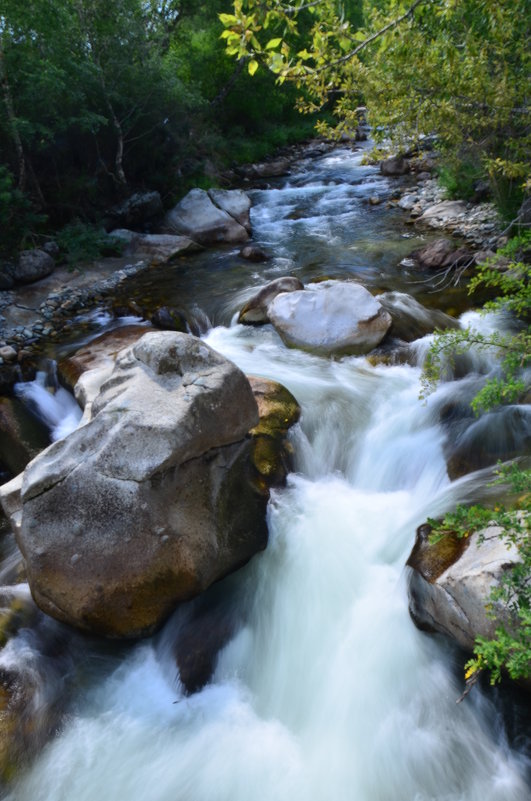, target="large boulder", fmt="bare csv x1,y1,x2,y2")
108,230,200,264
14,250,55,285
1,332,270,638
208,189,252,234
407,521,520,652
379,155,410,176
107,191,163,228
162,189,250,245
267,281,392,356
238,277,304,325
